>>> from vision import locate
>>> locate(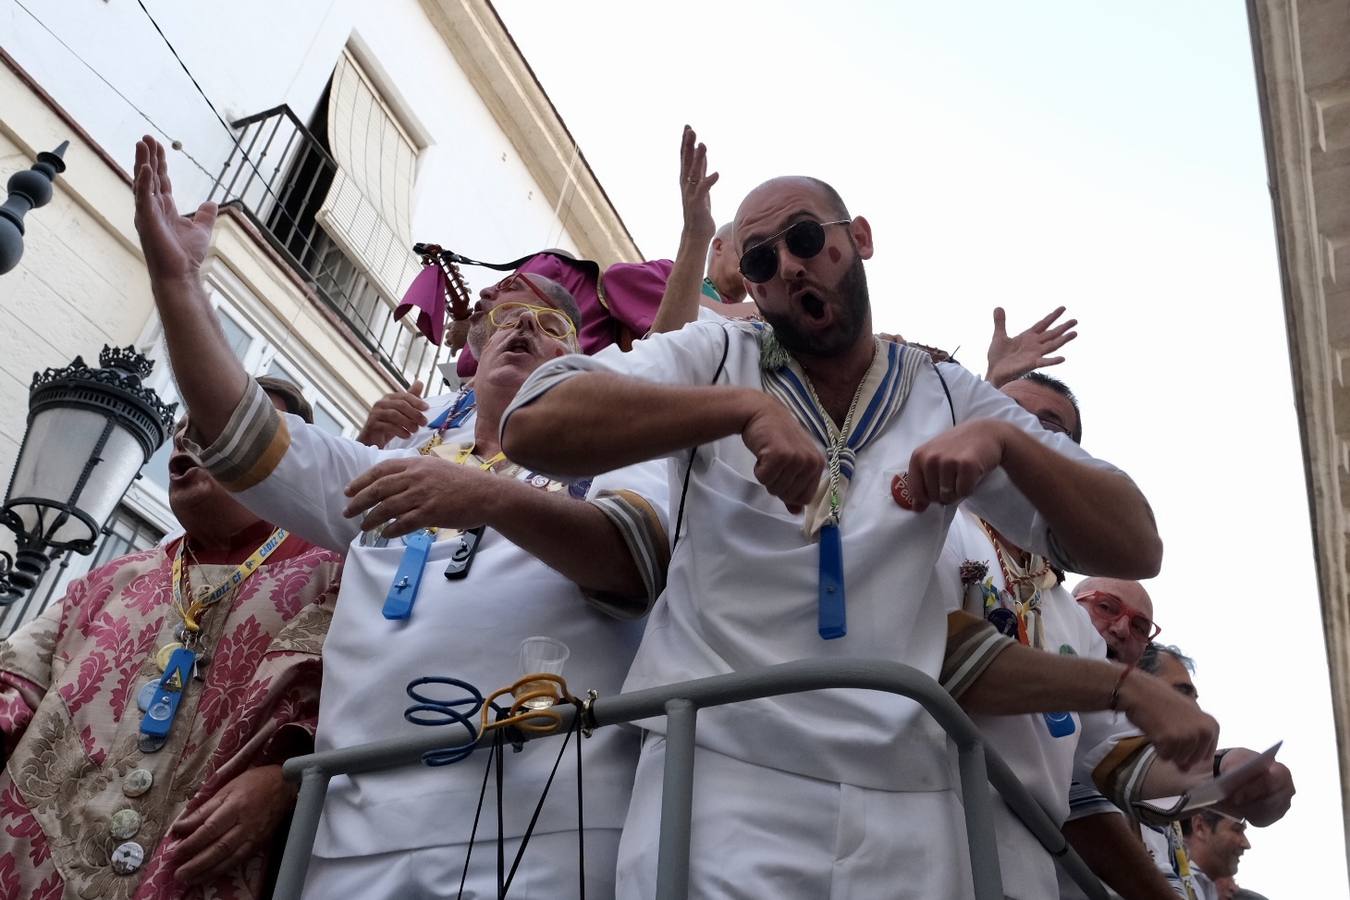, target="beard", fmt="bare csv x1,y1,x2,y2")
466,316,491,357
759,252,870,358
